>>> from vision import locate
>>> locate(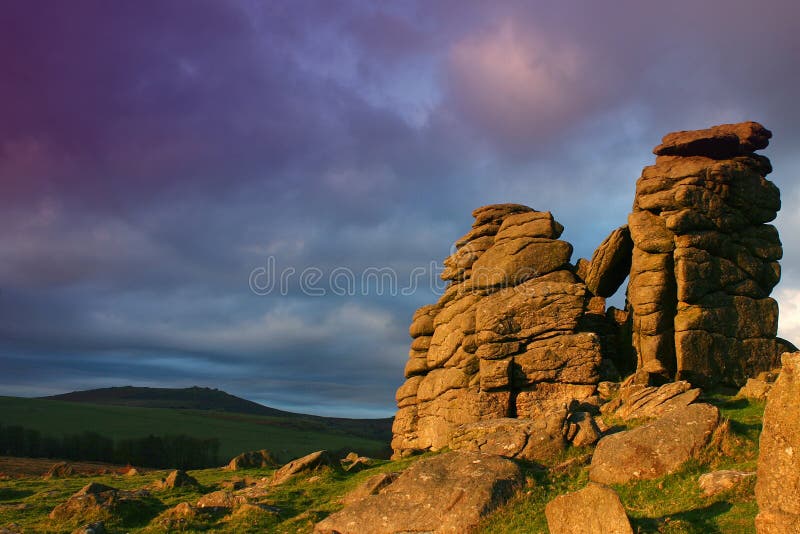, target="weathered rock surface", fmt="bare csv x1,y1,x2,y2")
314,451,522,534
756,352,800,533
590,403,719,484
196,490,250,511
601,380,701,420
340,472,399,506
393,204,608,458
628,121,782,386
580,225,633,298
545,482,633,534
737,377,773,401
226,449,278,470
270,450,333,486
698,470,754,497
